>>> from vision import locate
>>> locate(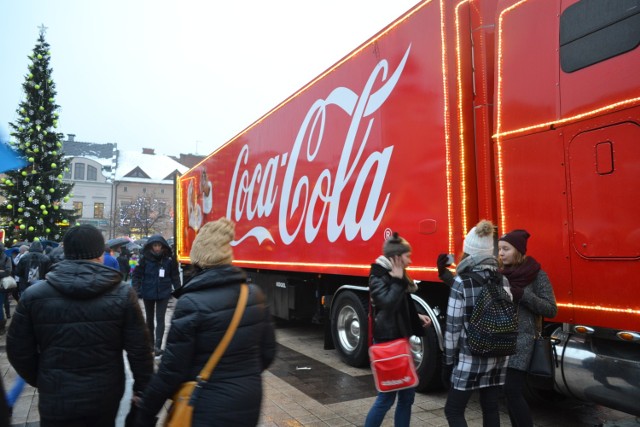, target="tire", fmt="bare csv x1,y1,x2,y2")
331,291,369,367
412,305,442,392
